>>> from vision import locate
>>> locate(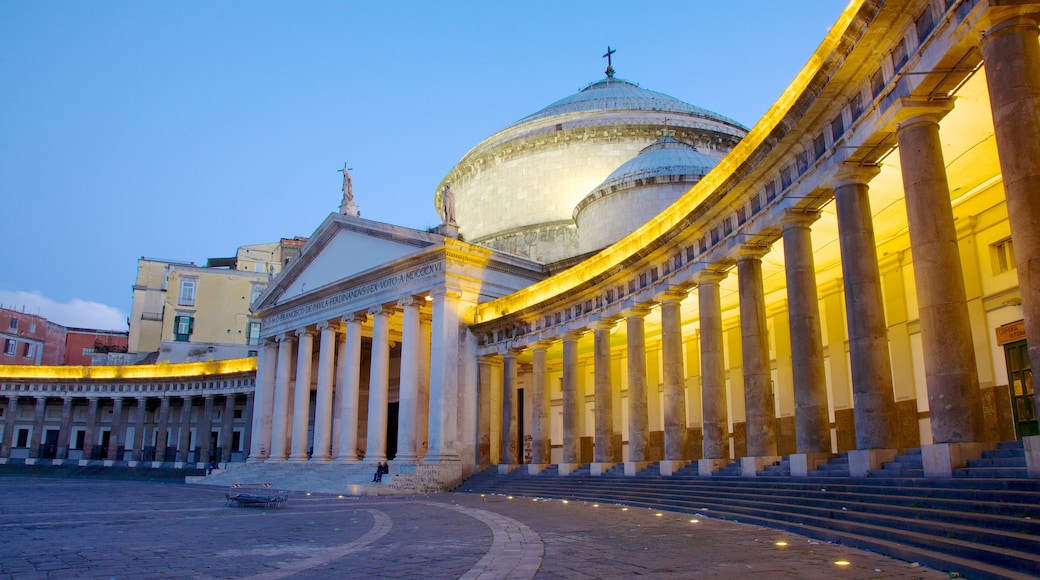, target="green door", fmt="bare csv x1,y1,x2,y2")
1005,340,1037,438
